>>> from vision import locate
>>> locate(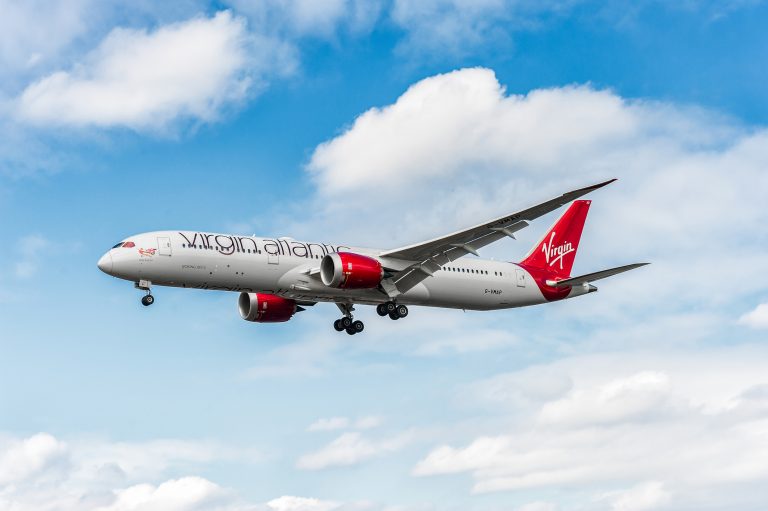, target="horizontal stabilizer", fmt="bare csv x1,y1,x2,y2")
547,263,649,288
